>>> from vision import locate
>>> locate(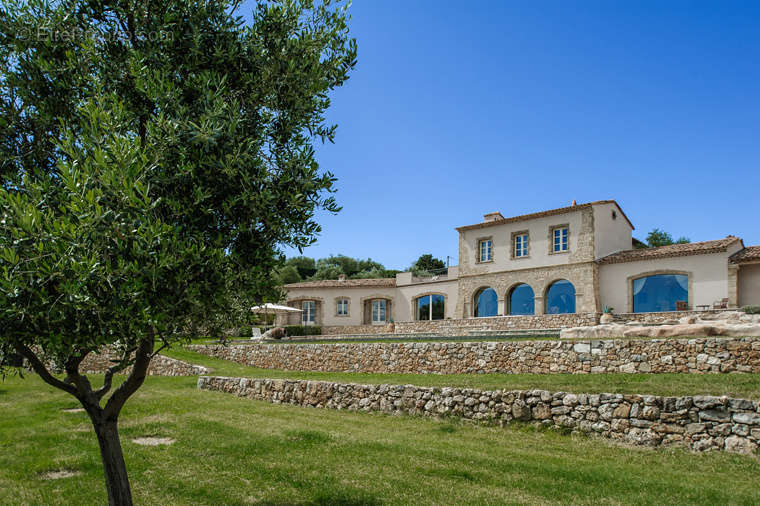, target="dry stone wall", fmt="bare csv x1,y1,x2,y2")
188,337,760,375
611,310,727,324
79,351,208,376
319,311,725,338
394,314,597,335
198,376,760,454
322,324,394,335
